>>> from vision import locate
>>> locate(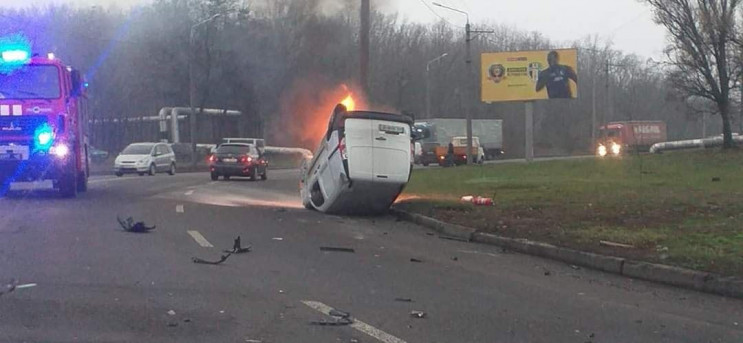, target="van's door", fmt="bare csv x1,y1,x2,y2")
344,118,374,181
371,120,411,183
